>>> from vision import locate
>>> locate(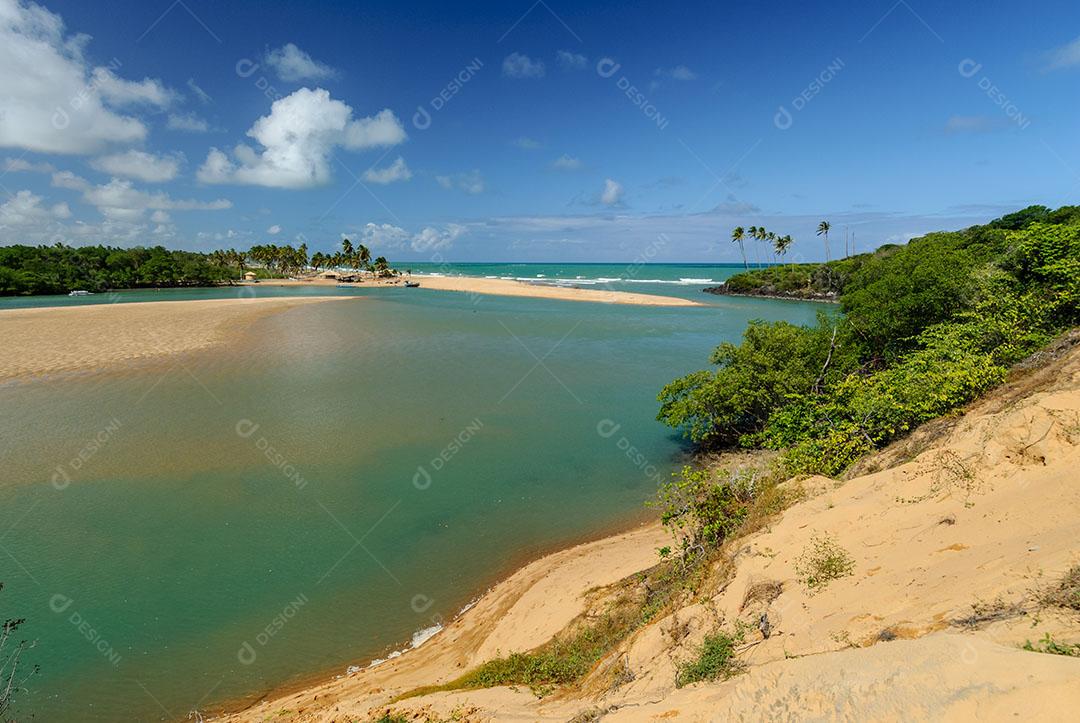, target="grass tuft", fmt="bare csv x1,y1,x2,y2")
675,627,746,687
794,534,855,593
